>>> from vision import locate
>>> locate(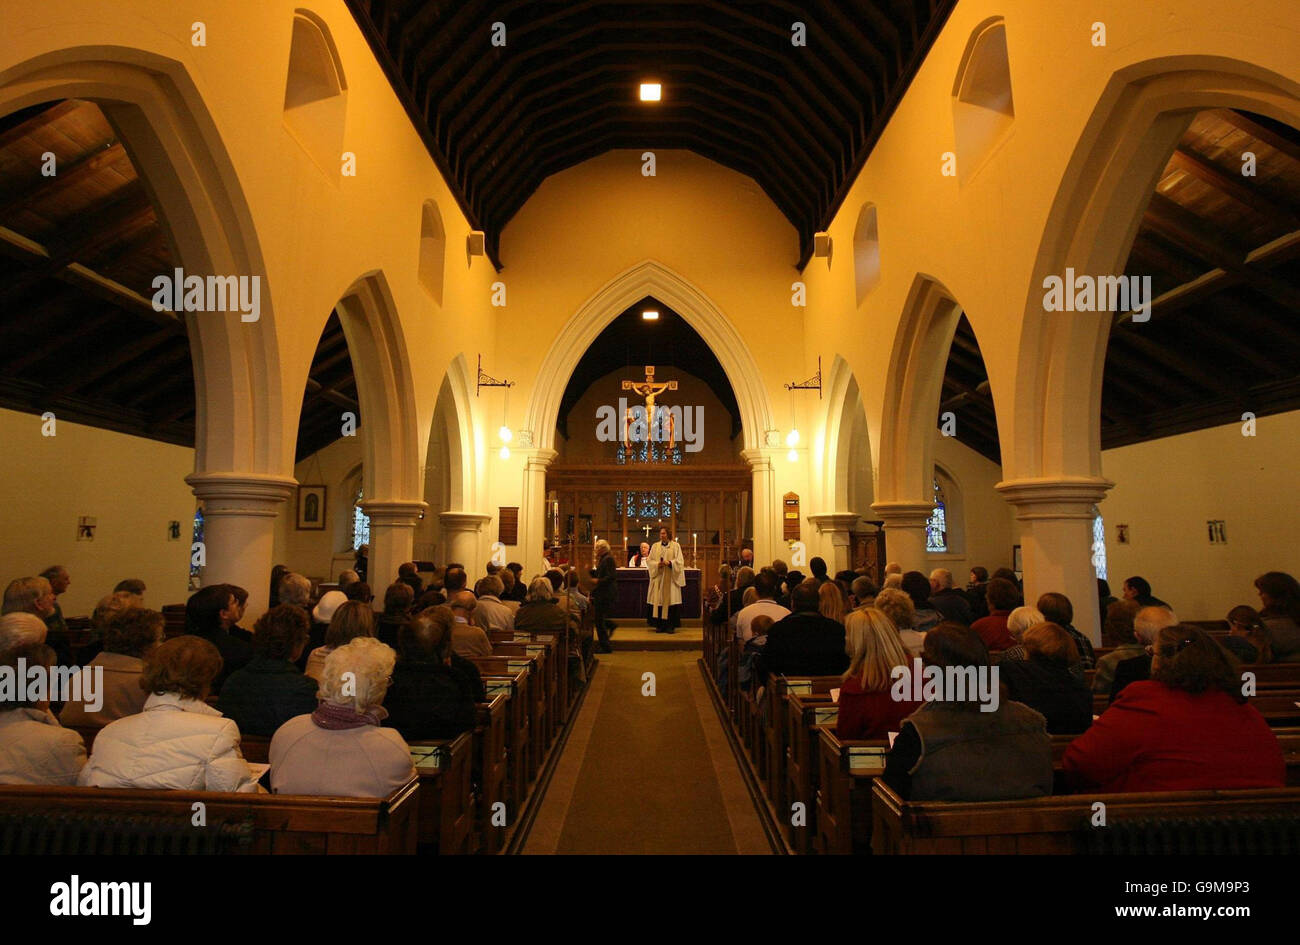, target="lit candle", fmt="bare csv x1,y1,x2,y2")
692,532,697,560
